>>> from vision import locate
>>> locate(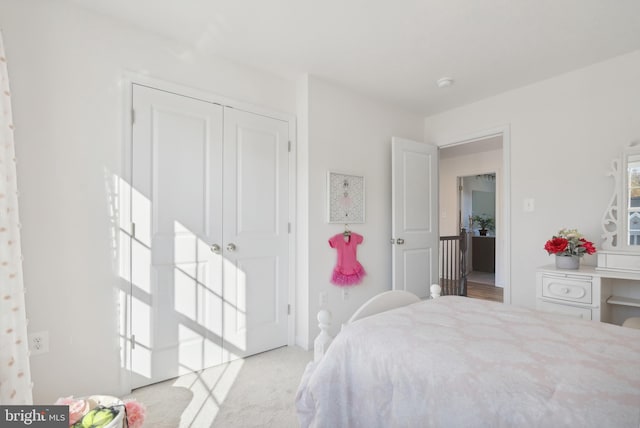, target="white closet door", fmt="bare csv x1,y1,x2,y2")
131,84,224,387
391,137,439,298
130,84,290,388
222,108,289,360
